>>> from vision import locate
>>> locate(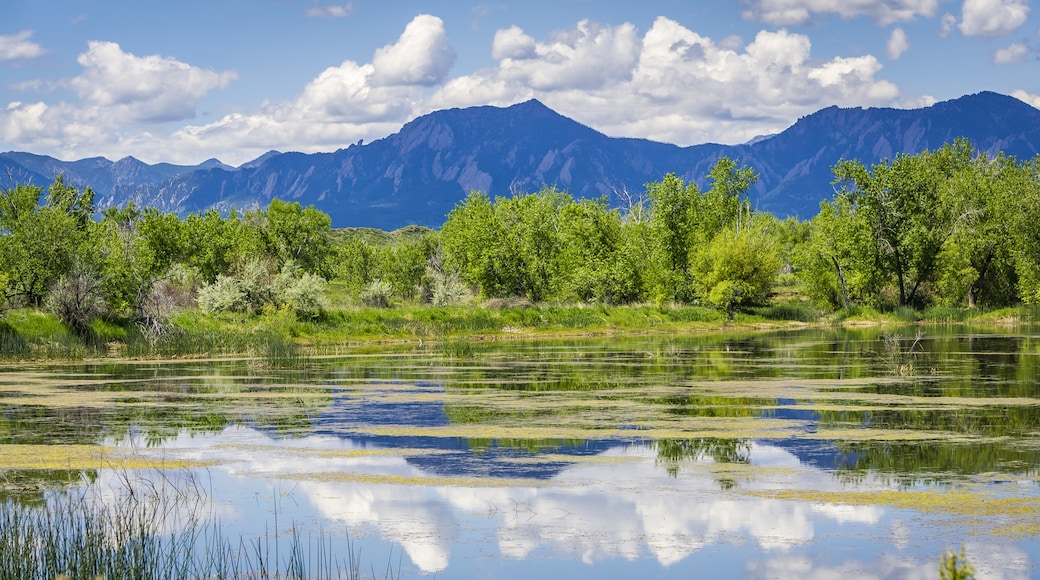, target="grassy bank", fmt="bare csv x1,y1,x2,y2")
1,299,1037,362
